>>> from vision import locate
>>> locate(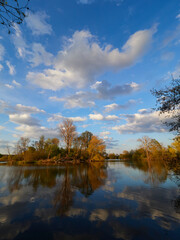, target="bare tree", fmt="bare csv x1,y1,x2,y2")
59,119,77,154
16,137,30,154
0,0,30,33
